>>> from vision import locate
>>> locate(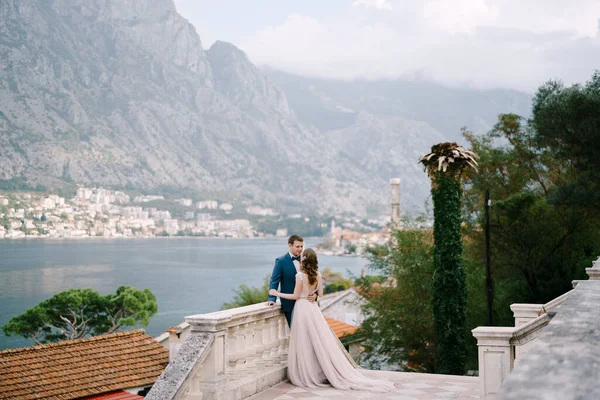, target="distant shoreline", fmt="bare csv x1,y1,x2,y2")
0,236,278,241
0,235,324,241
